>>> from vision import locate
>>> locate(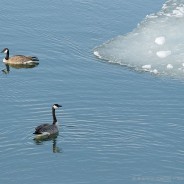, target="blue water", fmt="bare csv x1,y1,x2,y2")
1,0,184,184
